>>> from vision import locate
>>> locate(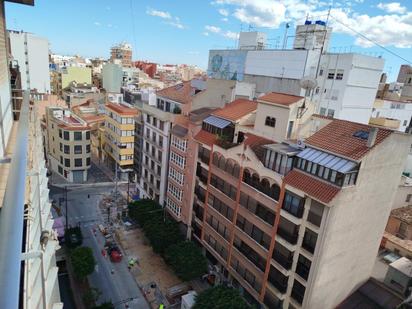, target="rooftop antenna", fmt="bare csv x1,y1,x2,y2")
282,23,290,49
